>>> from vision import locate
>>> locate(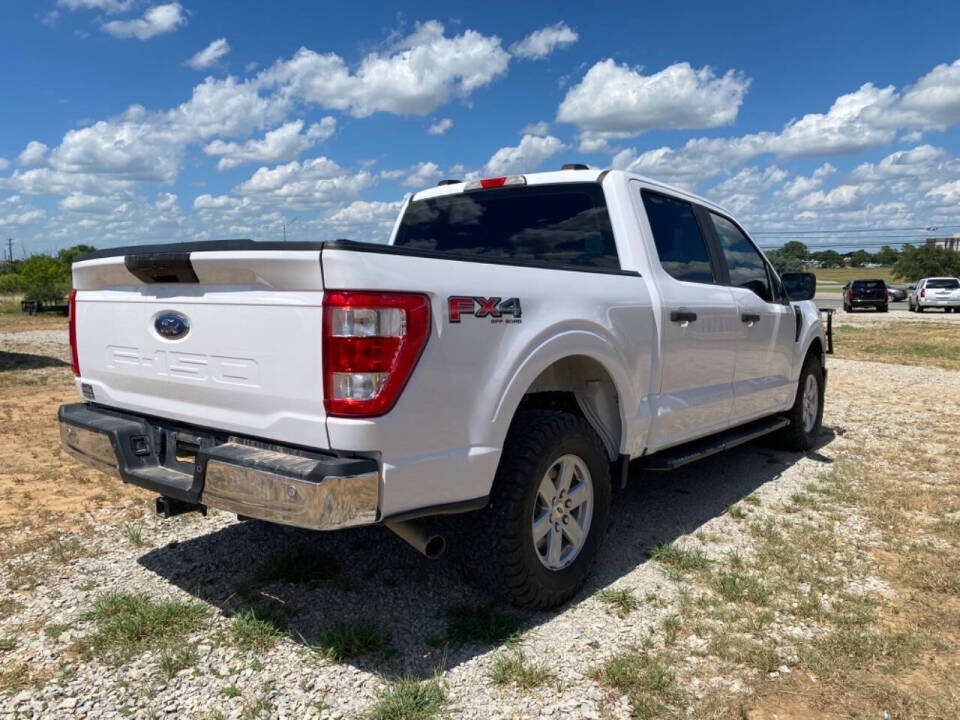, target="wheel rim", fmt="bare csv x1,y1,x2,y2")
532,454,594,571
801,374,819,433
